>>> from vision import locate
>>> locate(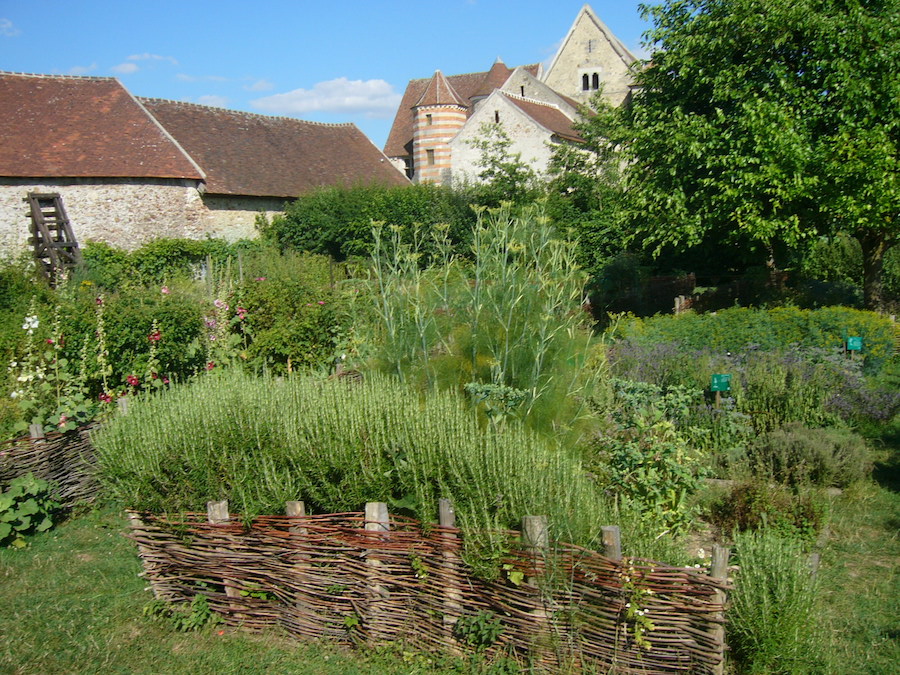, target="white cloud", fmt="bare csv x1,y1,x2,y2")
111,62,139,74
197,95,228,107
251,77,402,118
68,63,97,75
0,18,19,37
245,79,275,92
128,53,178,66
